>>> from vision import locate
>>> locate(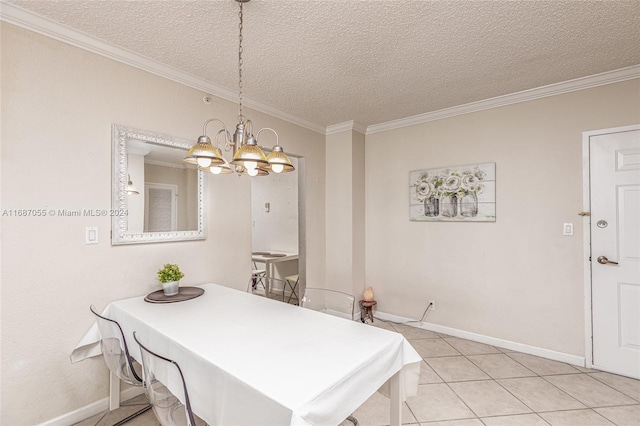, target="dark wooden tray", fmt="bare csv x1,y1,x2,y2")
144,286,204,303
